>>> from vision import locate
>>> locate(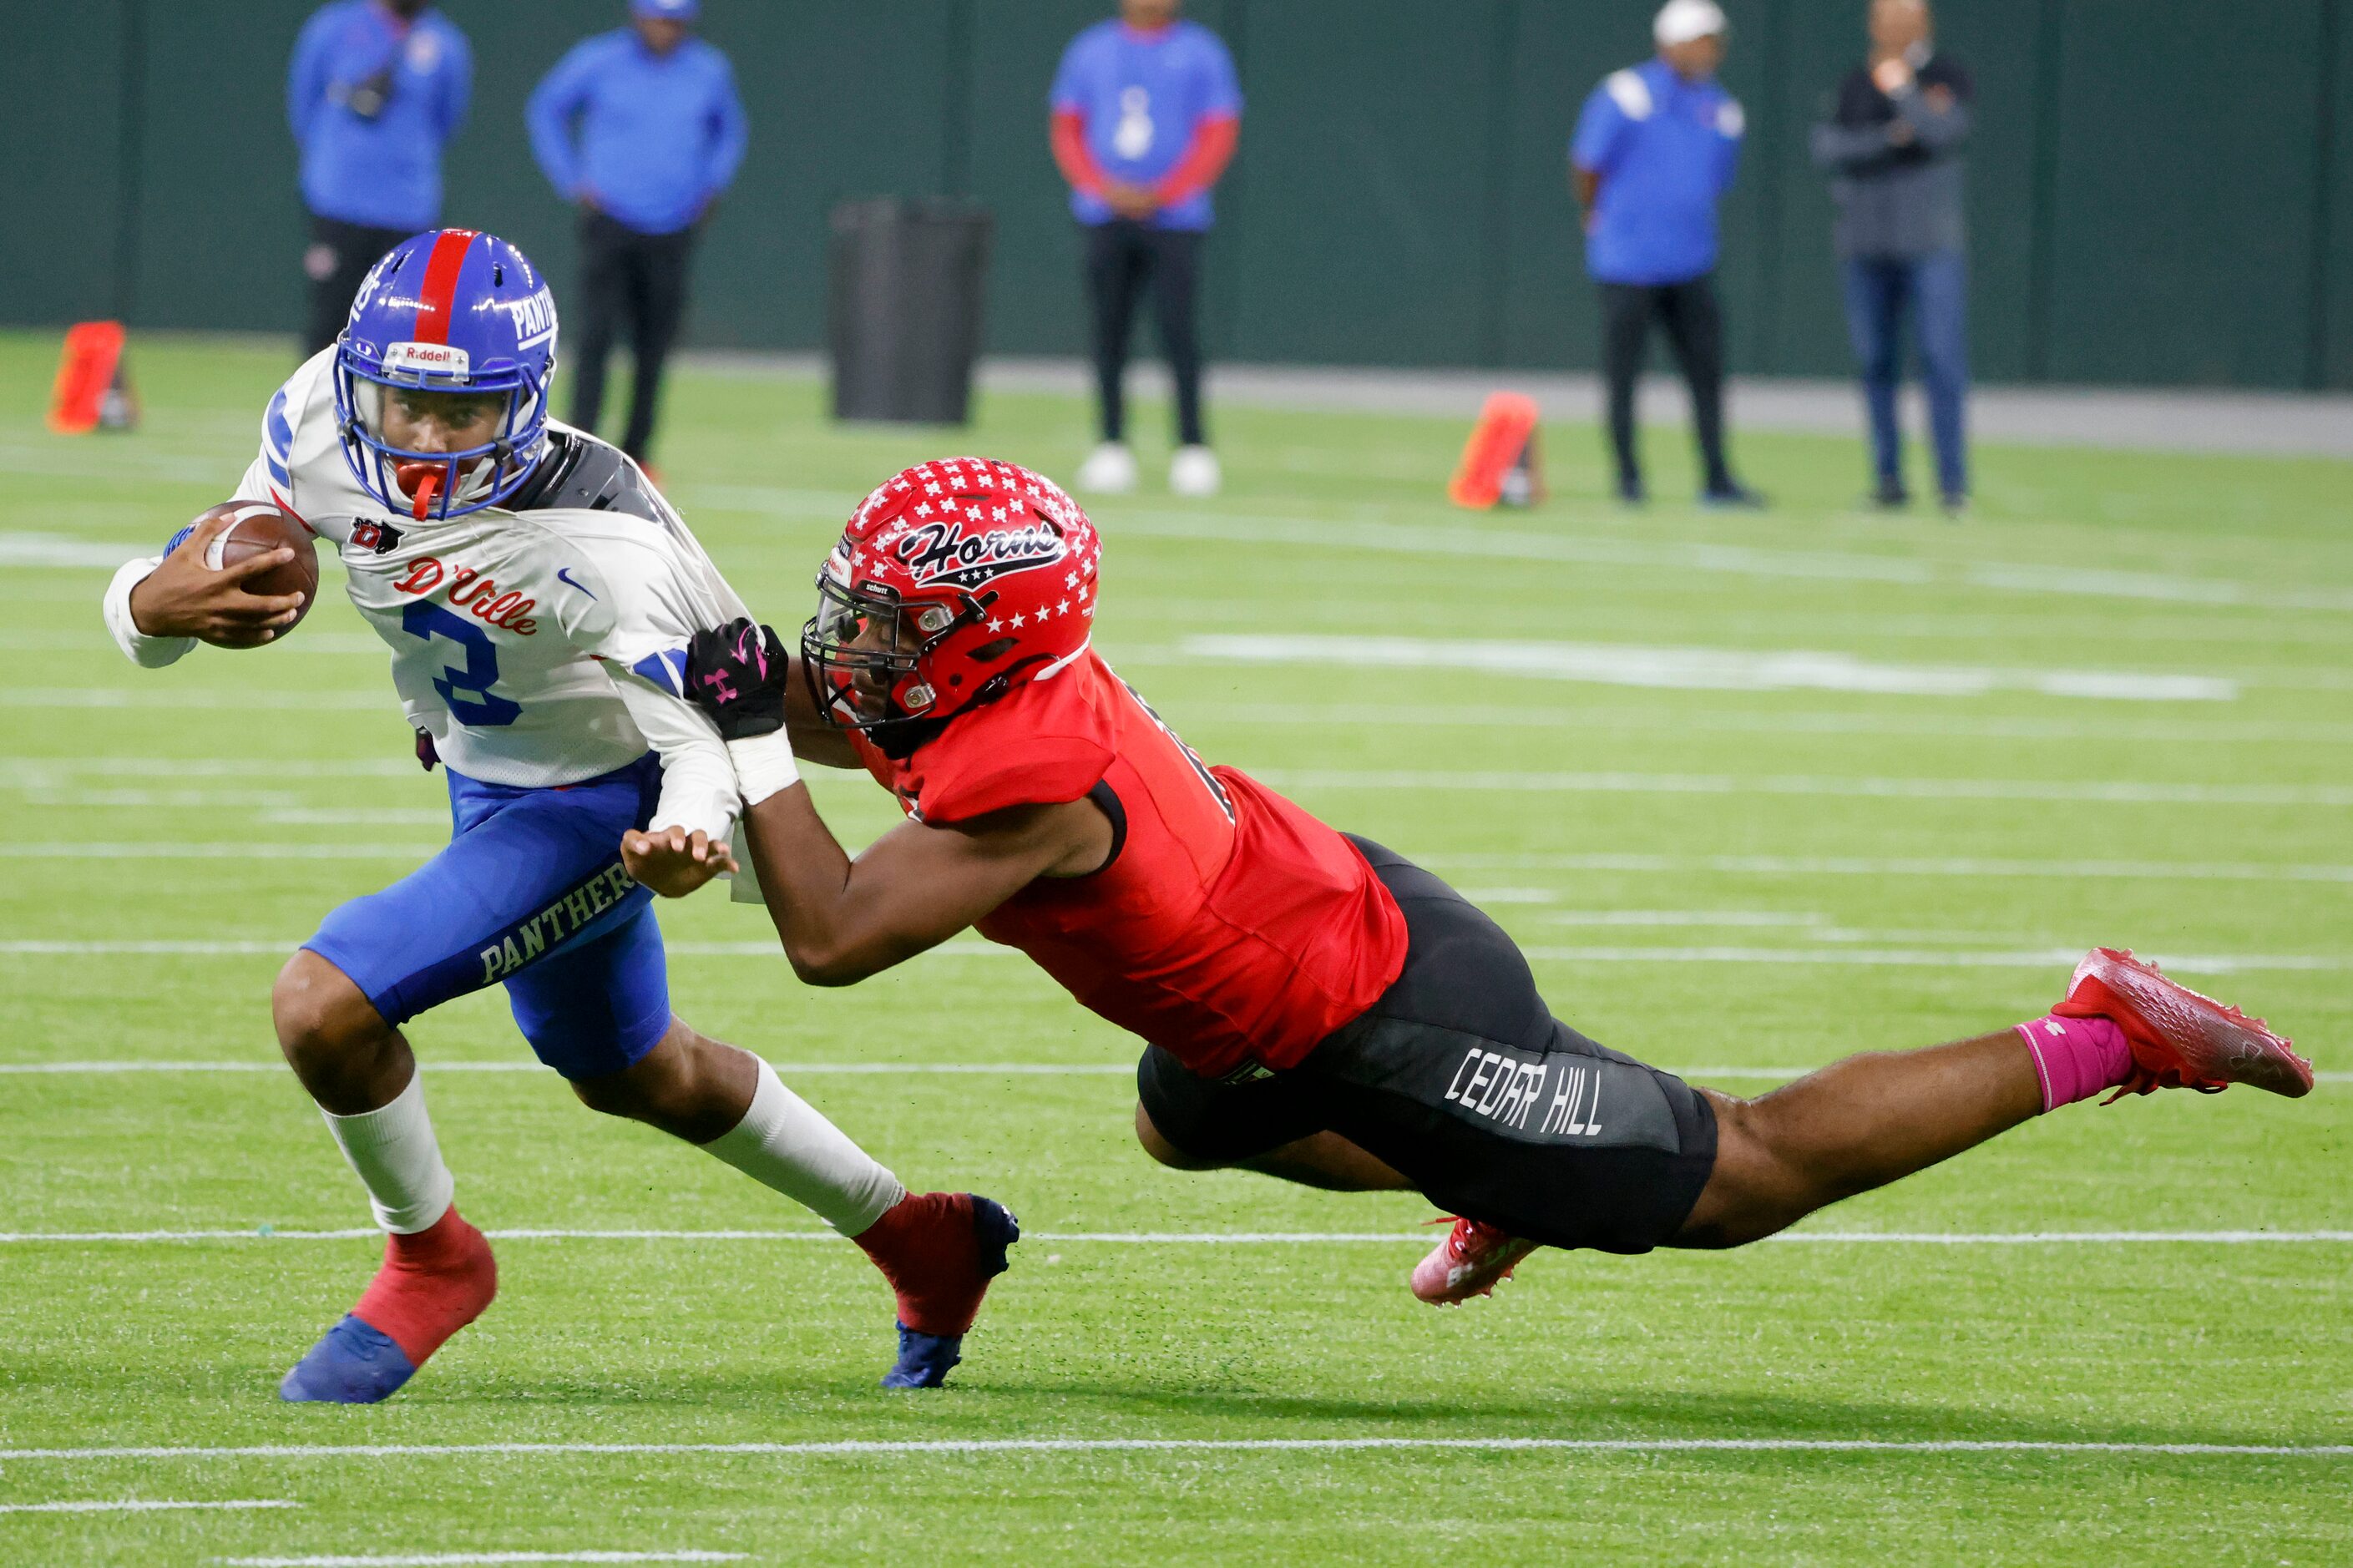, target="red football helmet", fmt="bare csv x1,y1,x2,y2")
802,457,1102,736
